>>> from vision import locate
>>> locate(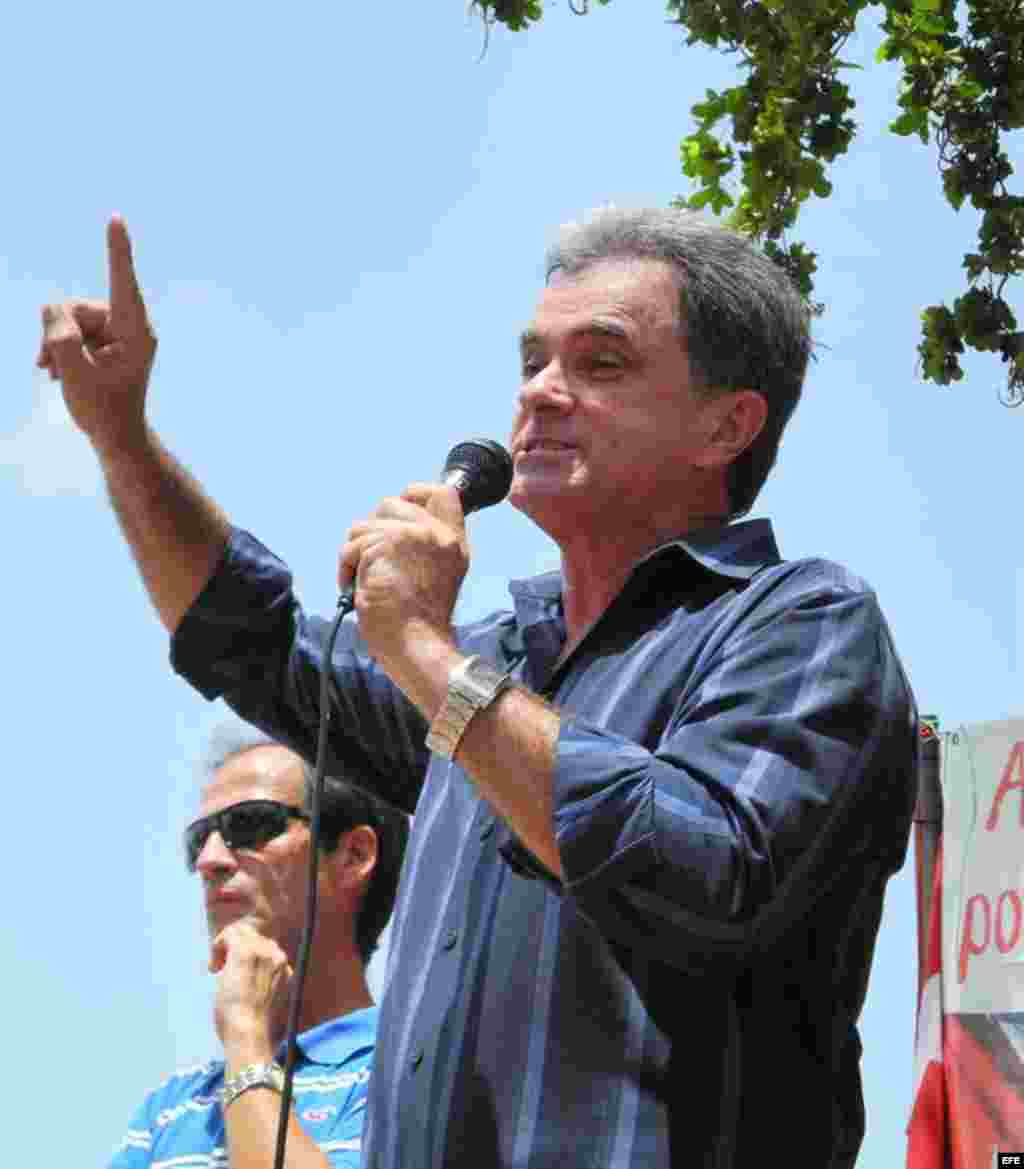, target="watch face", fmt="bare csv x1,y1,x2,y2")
222,1063,284,1107
428,659,511,760
457,658,507,705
